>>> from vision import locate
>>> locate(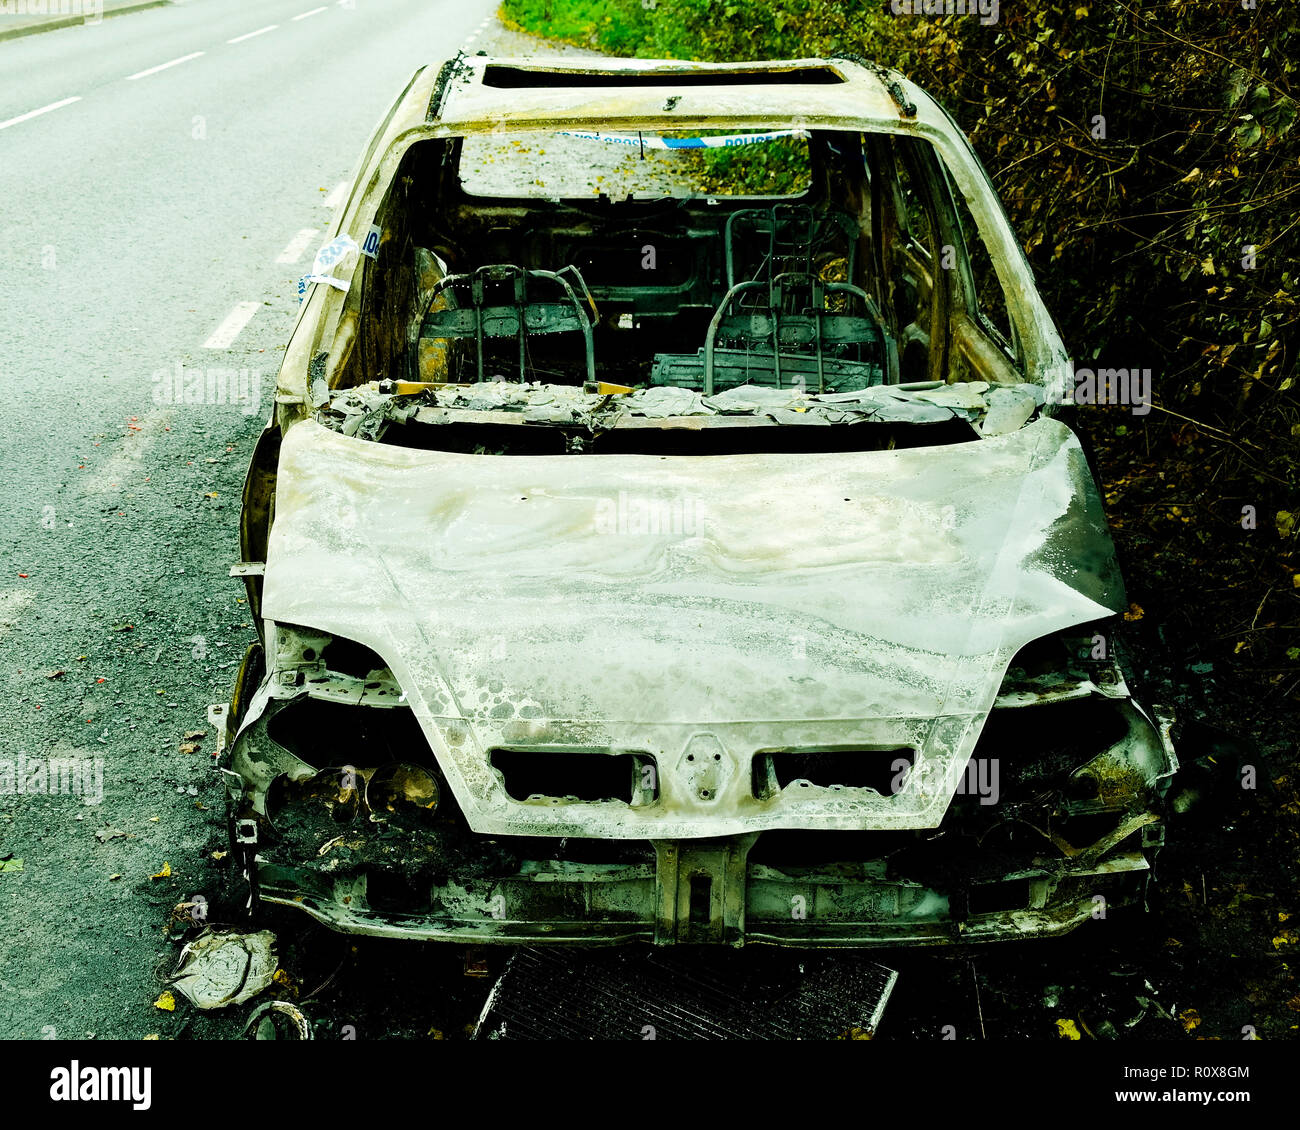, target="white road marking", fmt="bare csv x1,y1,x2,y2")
203,302,261,349
276,228,321,265
322,182,347,209
0,96,82,132
292,6,328,20
82,410,171,497
126,52,205,81
228,25,278,44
